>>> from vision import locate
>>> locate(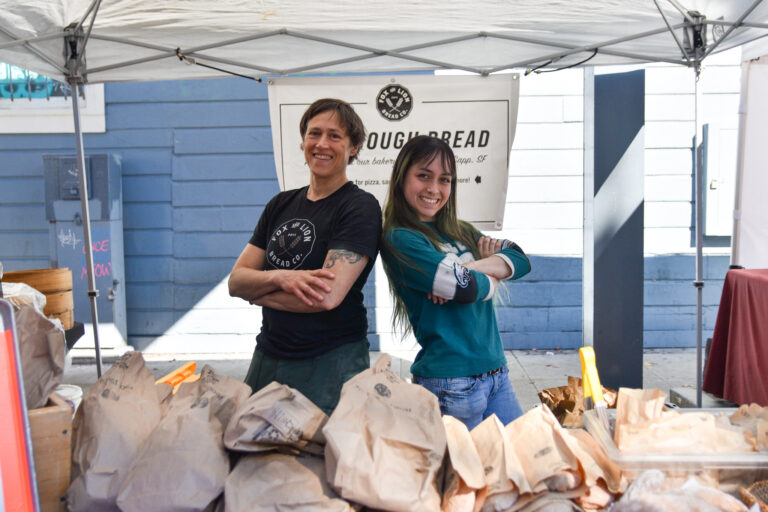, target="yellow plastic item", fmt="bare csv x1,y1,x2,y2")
579,347,604,404
579,346,610,431
155,362,196,387
180,372,200,385
169,371,201,394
